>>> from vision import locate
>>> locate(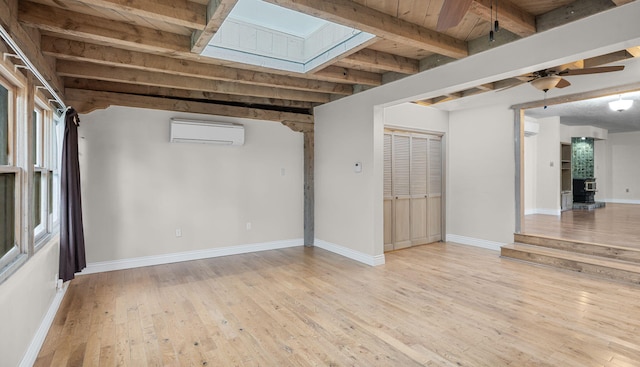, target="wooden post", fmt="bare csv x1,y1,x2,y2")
303,130,314,247
282,120,314,247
